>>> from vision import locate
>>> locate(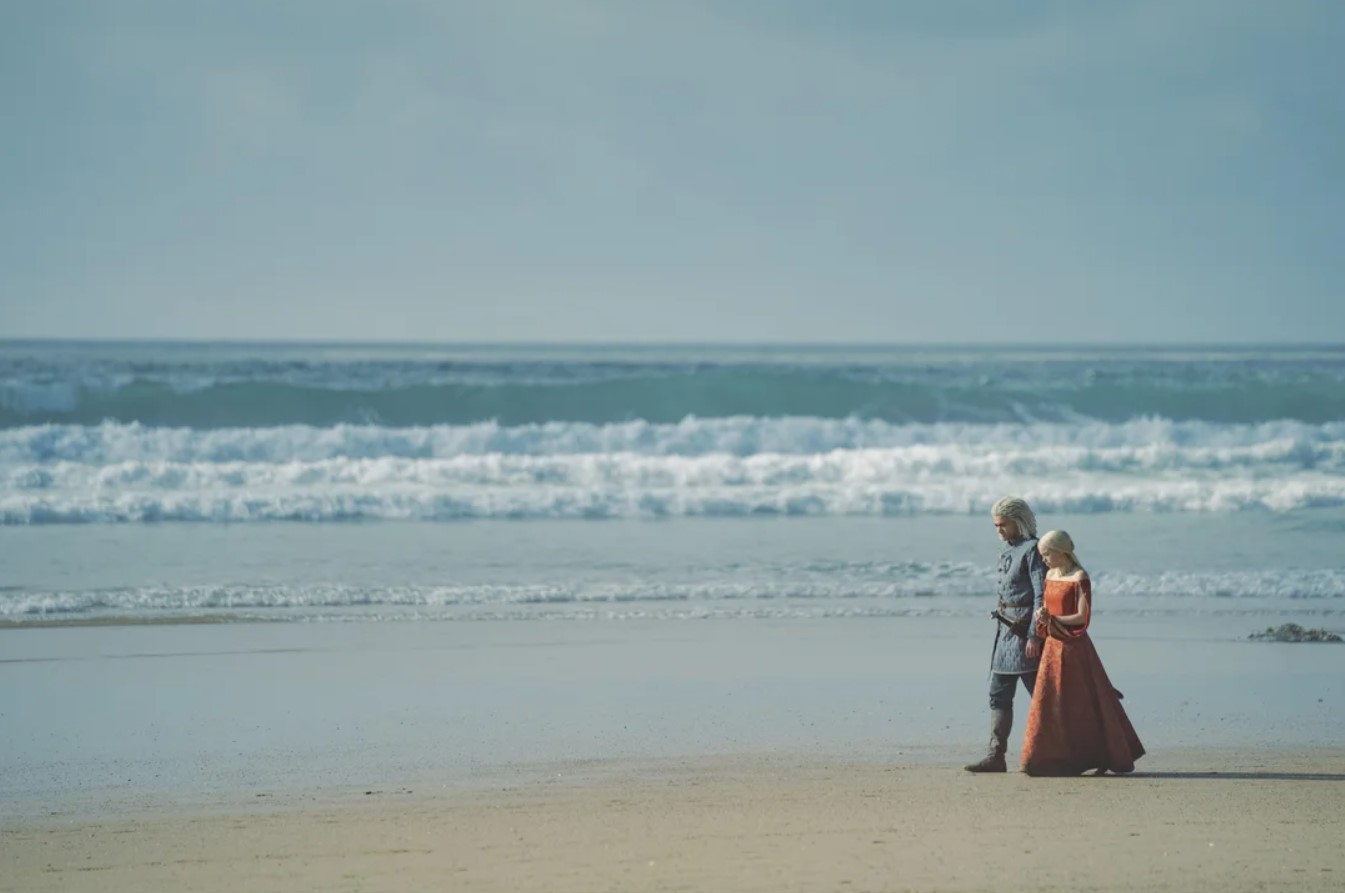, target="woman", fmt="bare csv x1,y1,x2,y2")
1020,530,1144,776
